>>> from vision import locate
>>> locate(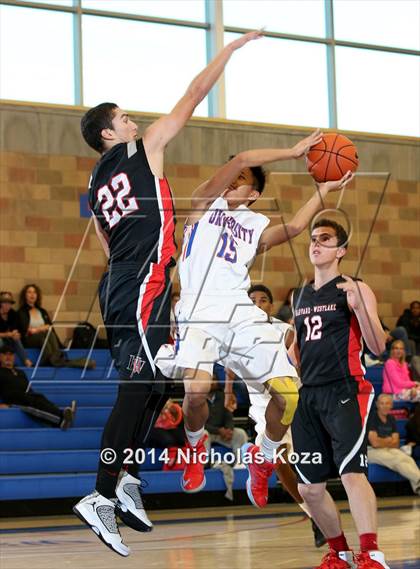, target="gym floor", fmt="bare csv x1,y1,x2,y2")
1,497,419,568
